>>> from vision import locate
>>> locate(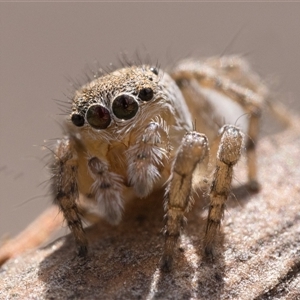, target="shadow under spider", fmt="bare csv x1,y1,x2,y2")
38,182,255,299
